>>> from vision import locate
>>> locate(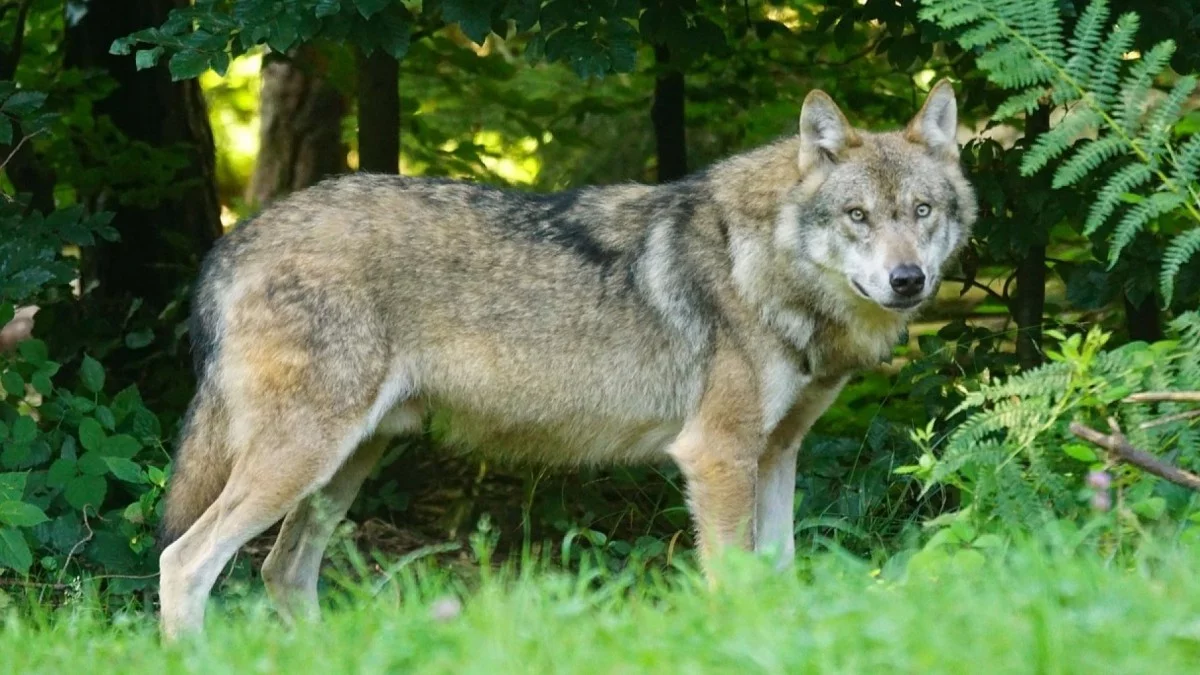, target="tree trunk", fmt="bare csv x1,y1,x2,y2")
1123,295,1163,342
1013,105,1051,370
65,0,221,309
651,45,687,183
355,49,399,174
247,46,348,207
0,0,54,215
